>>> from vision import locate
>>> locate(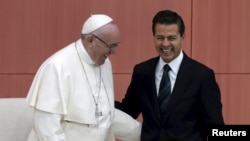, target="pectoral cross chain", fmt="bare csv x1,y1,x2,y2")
95,105,102,117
